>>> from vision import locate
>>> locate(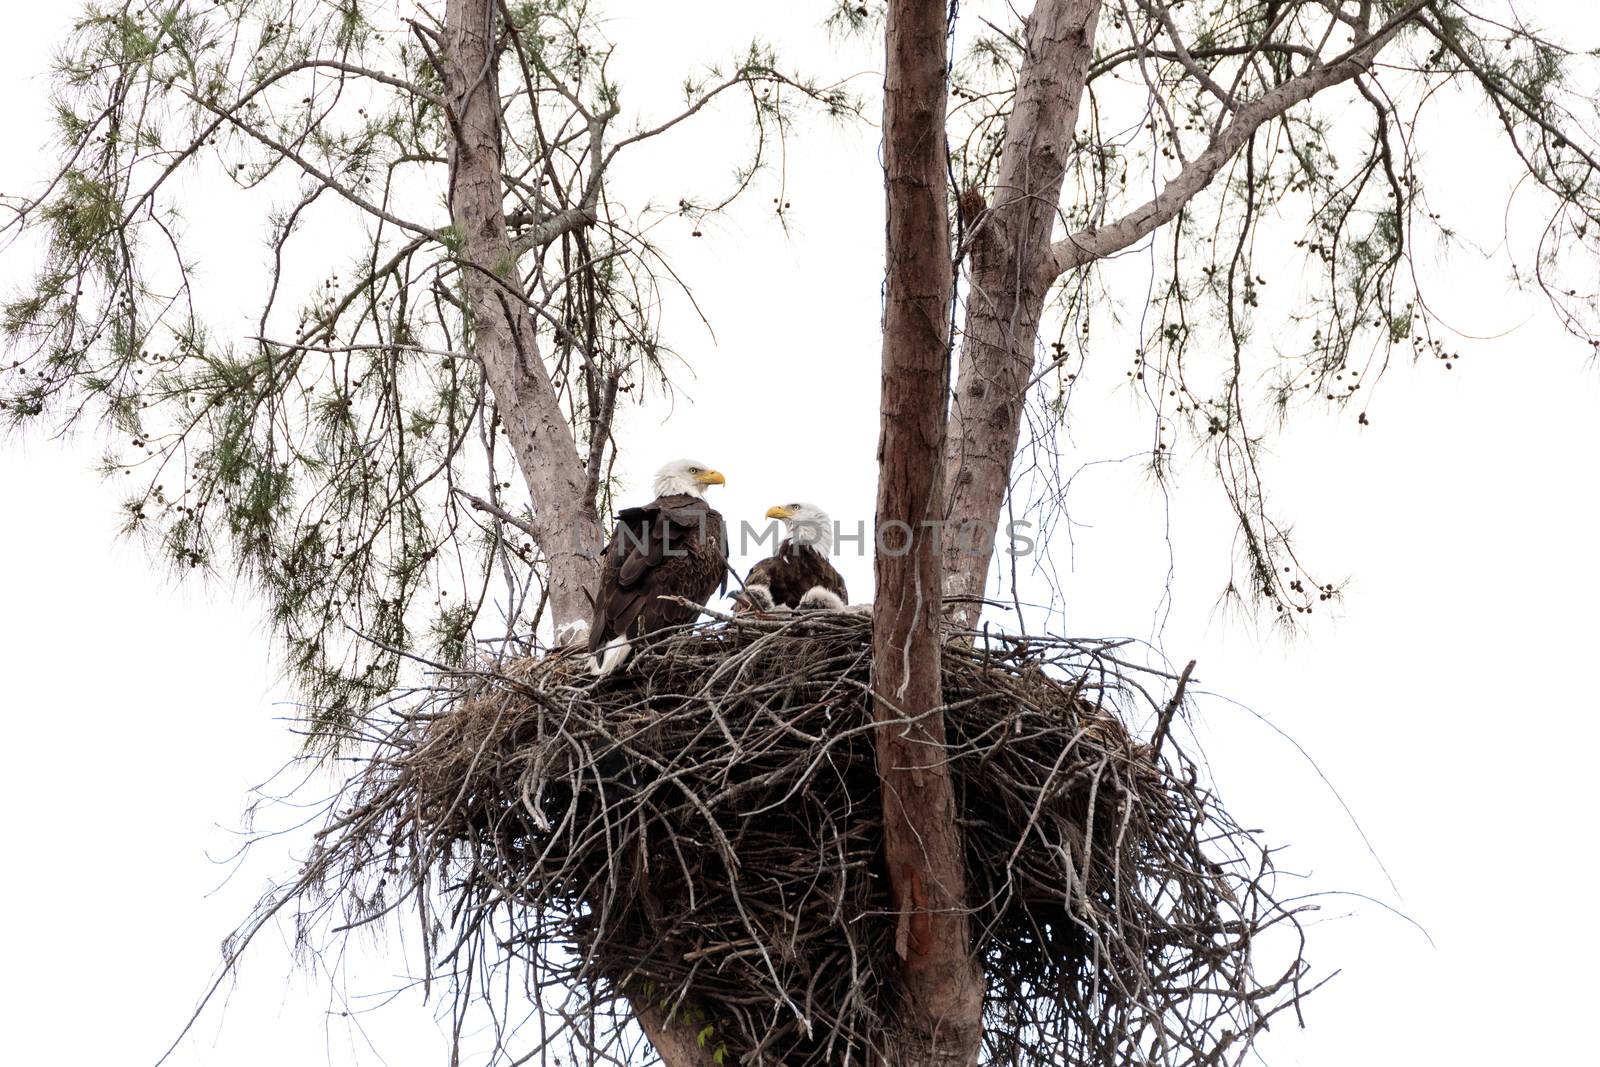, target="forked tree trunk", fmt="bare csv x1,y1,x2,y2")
441,1,1460,1063
443,0,602,639
873,1,985,1064
941,0,1414,628
941,0,1102,630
